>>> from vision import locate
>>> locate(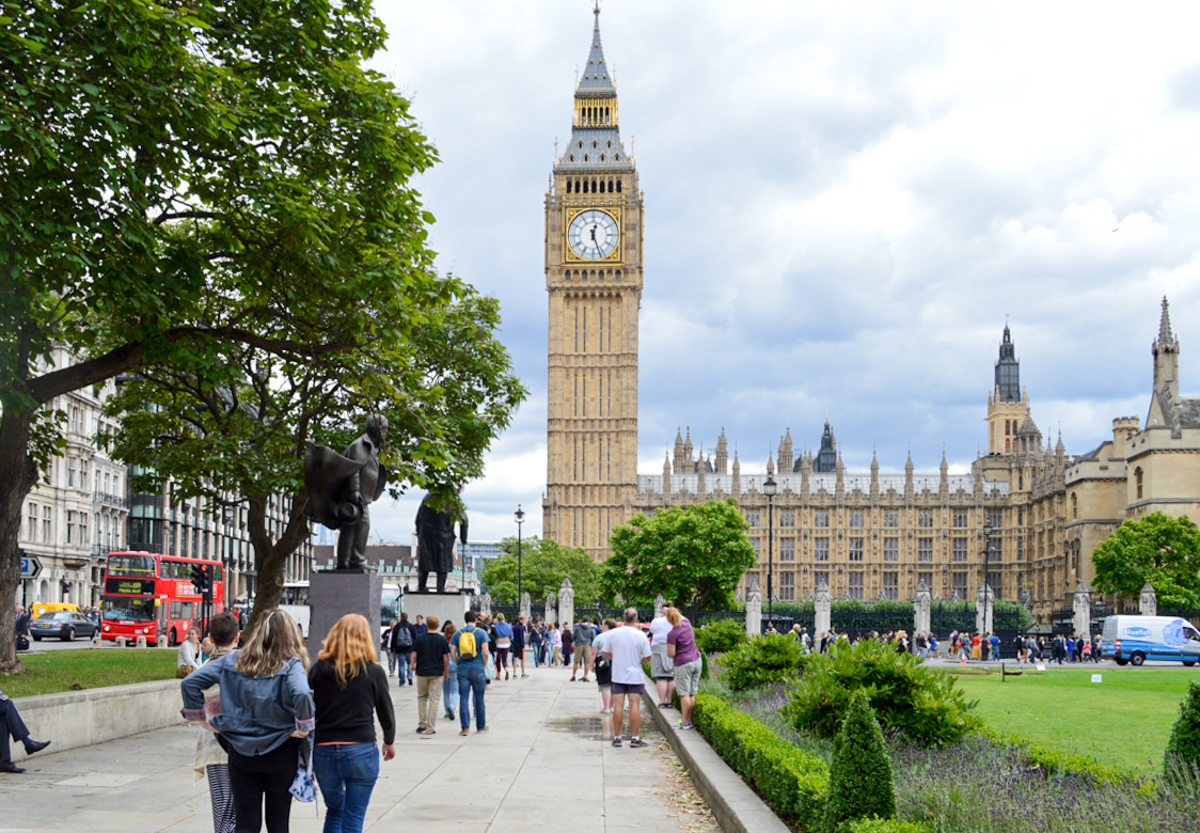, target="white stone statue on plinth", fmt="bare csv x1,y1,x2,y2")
745,577,762,638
